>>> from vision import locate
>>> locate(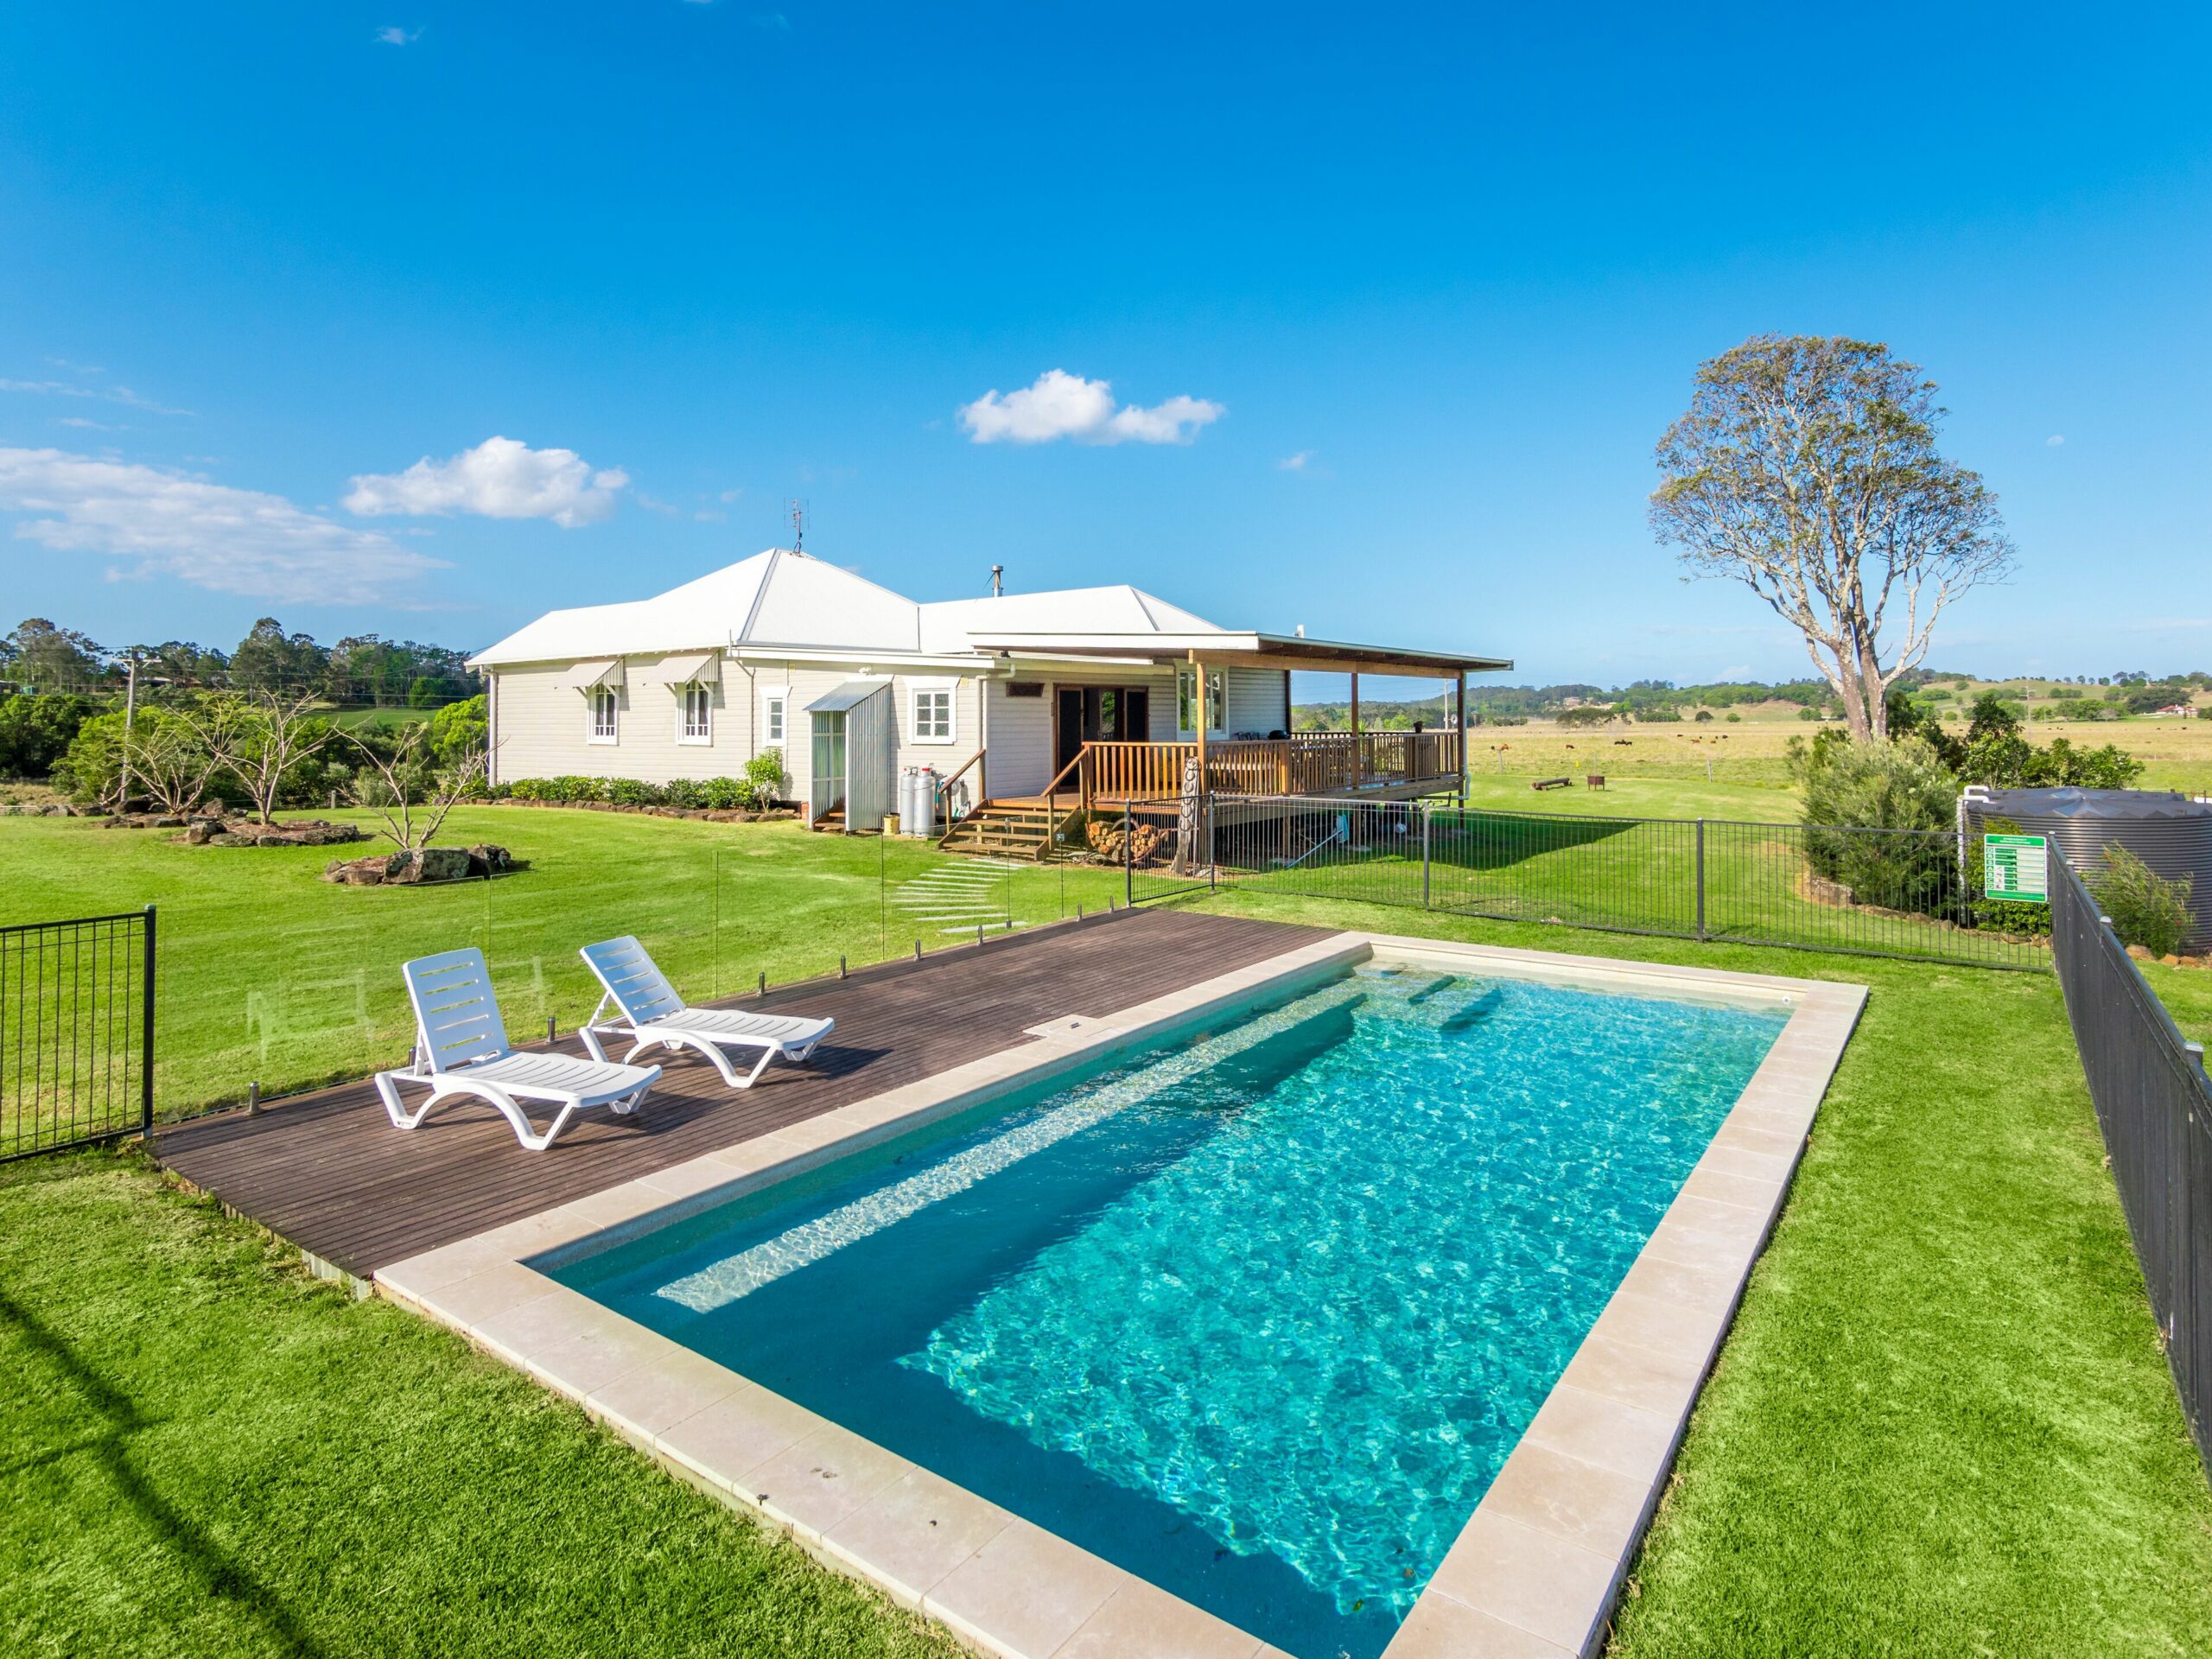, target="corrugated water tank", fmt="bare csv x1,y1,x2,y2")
1966,786,2212,950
